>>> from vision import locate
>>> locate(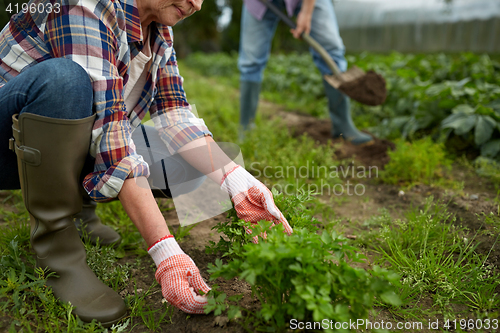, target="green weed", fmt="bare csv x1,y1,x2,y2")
0,192,147,332
474,156,500,185
381,137,454,187
169,224,197,243
185,52,500,160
